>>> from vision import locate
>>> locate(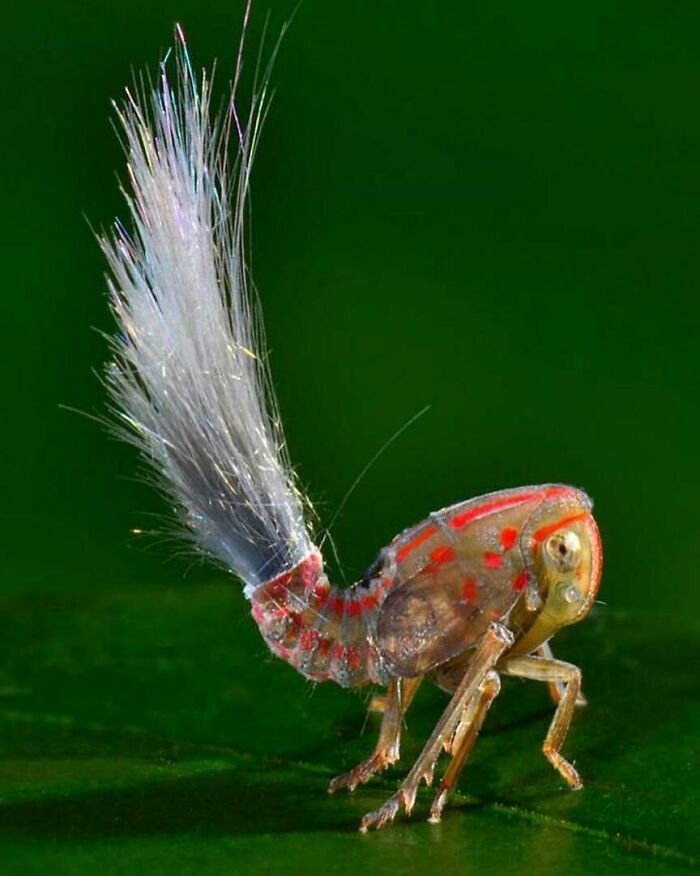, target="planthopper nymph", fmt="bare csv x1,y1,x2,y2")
99,17,603,831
